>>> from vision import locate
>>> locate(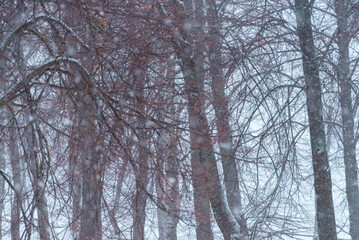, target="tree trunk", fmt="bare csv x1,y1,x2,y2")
132,145,148,240
28,121,51,240
133,176,147,240
335,1,359,239
294,1,337,239
24,81,51,240
190,149,215,240
79,94,102,240
155,148,167,240
0,139,5,240
180,53,242,240
12,35,51,240
186,1,215,239
35,185,51,240
132,74,149,240
155,73,180,240
168,0,243,238
110,151,128,237
207,0,248,235
69,123,81,239
9,128,23,240
165,132,180,240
